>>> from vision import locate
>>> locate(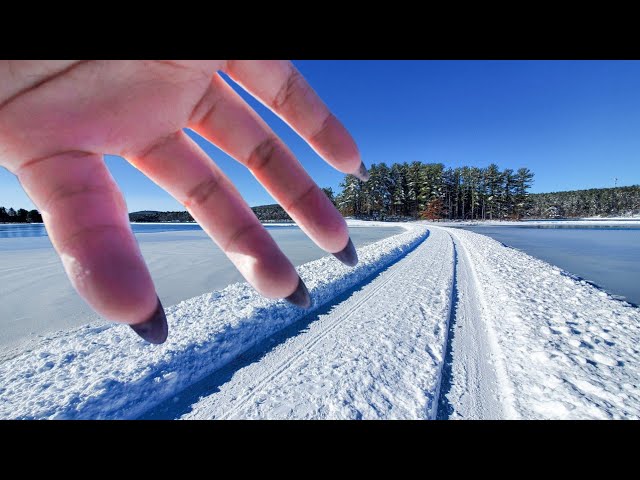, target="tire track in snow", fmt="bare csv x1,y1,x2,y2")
435,237,459,419
215,247,422,420
439,227,524,418
436,229,512,419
